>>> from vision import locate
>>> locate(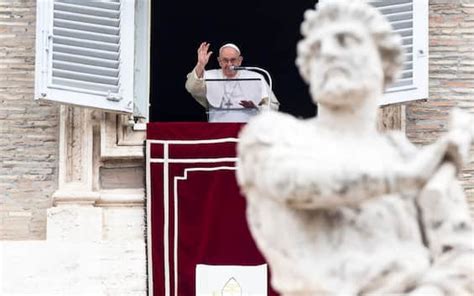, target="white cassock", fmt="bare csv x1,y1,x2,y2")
204,69,267,123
